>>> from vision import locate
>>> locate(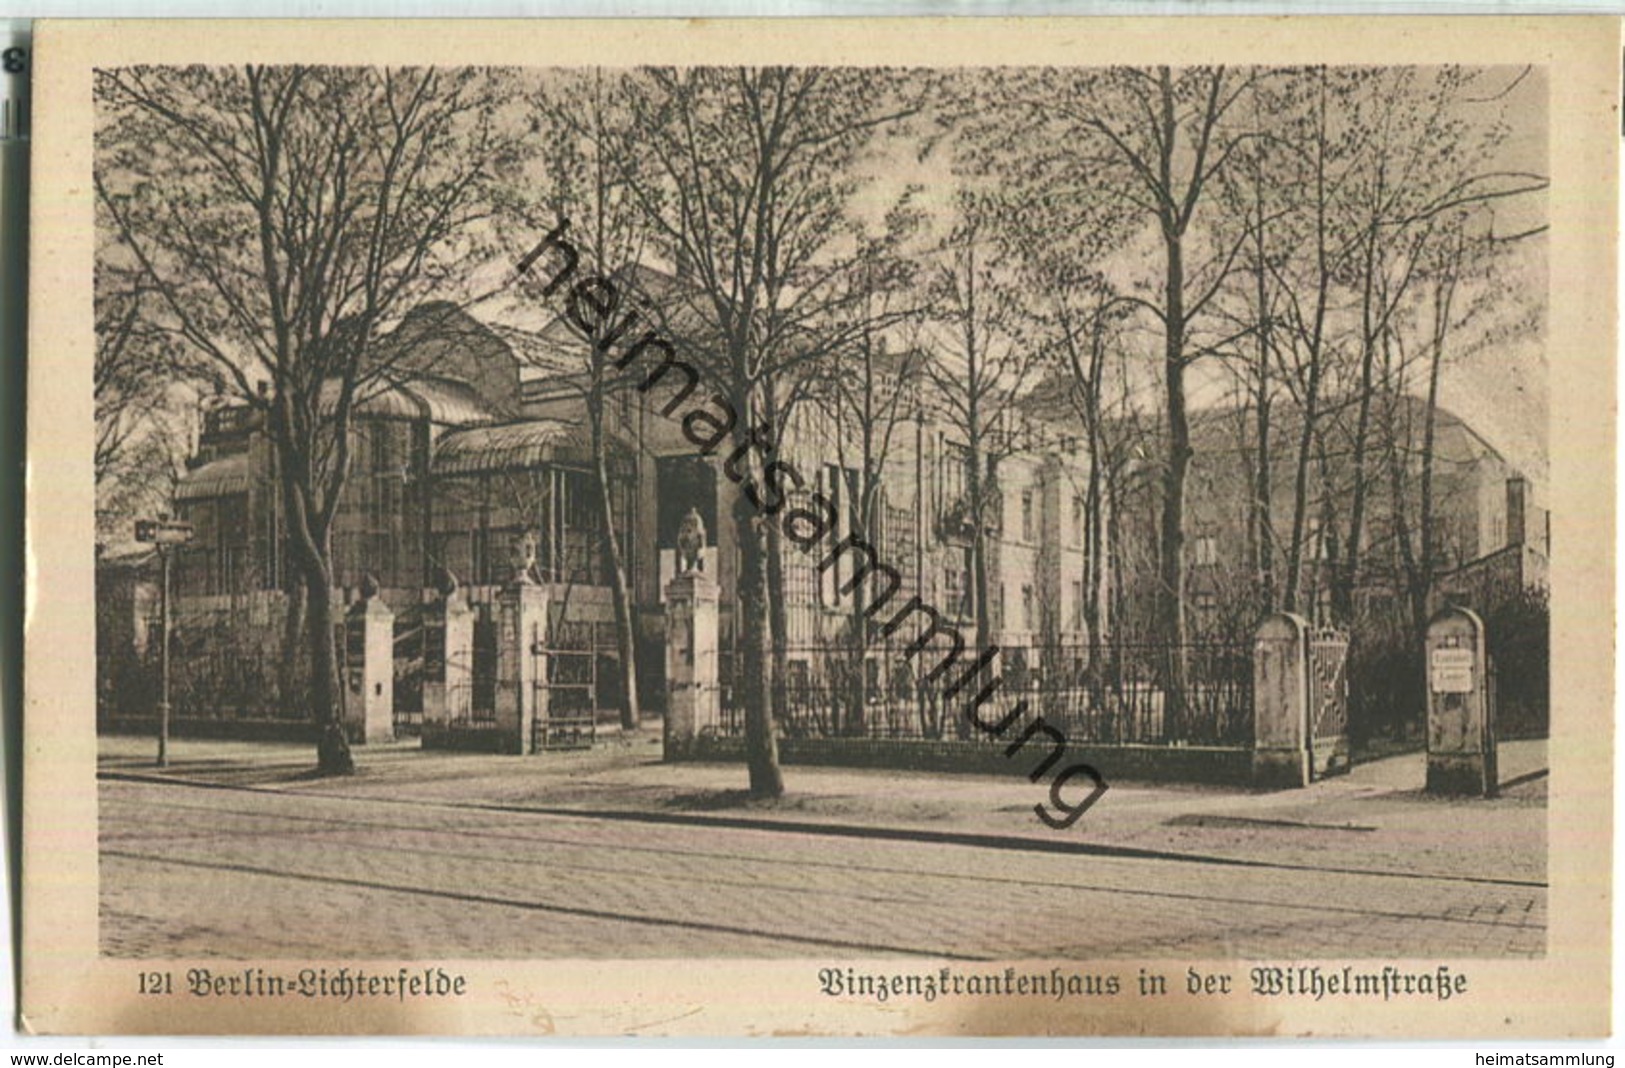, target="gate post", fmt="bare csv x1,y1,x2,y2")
495,577,548,755
422,589,473,745
663,569,720,760
1425,606,1497,797
344,590,395,745
1252,612,1311,788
